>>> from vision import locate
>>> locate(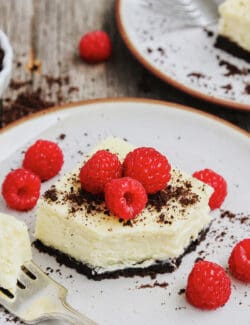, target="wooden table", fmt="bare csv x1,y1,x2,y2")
0,0,249,132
